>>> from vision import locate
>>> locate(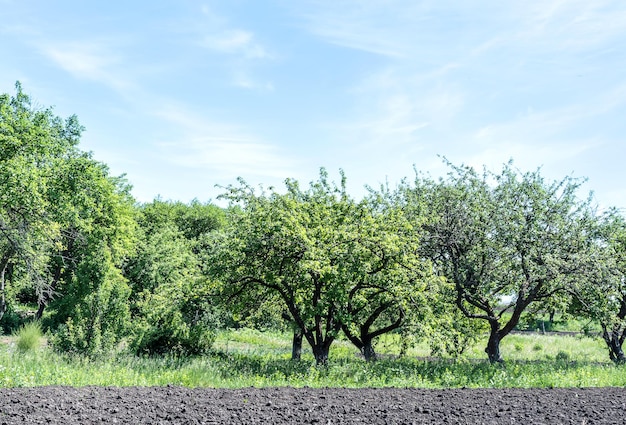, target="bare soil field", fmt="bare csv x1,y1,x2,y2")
0,386,624,424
